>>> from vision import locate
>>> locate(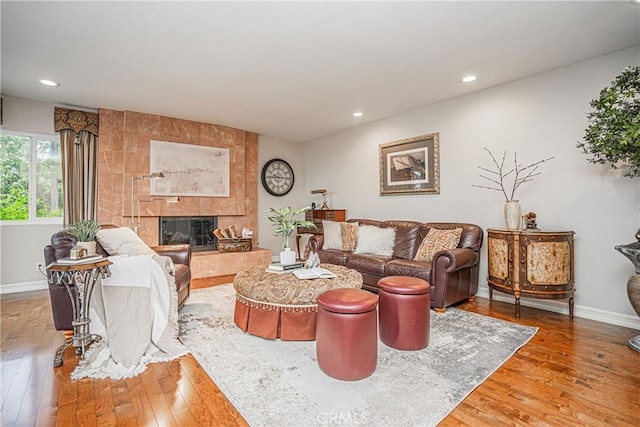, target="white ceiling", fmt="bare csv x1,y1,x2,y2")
2,1,639,142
